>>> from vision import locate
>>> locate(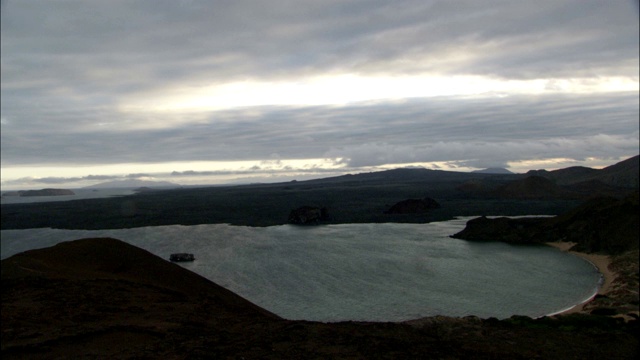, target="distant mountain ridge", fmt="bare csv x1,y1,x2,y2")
526,155,639,188
79,156,637,192
450,156,638,200
297,156,638,191
2,155,638,230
